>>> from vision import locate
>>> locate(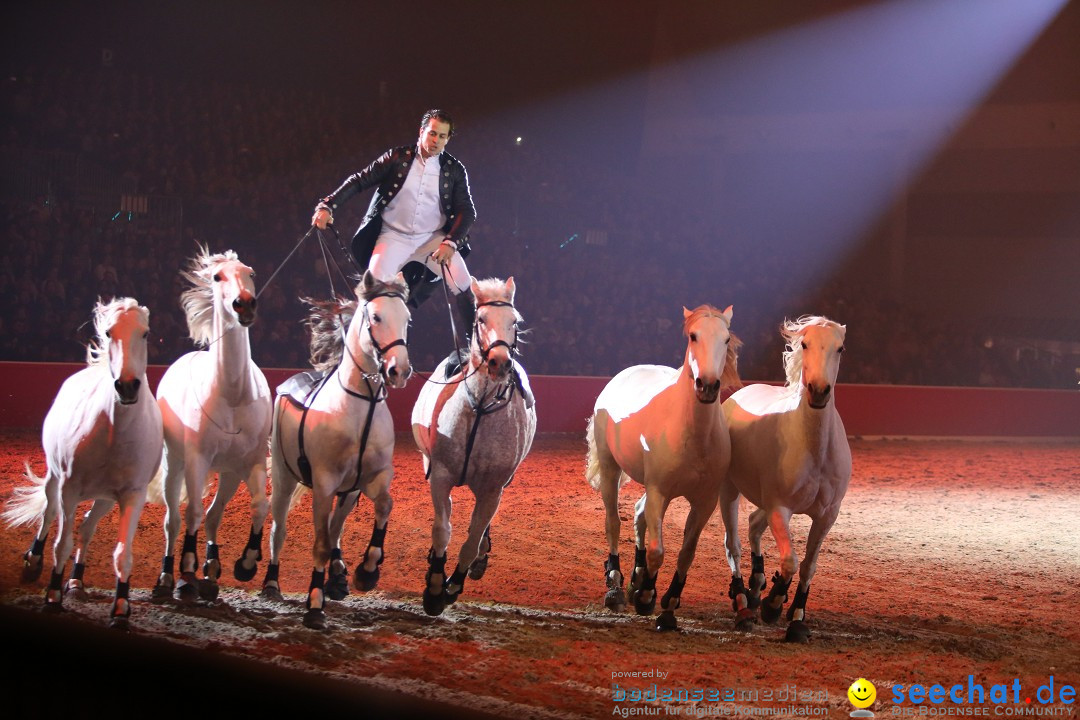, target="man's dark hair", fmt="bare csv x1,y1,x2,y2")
420,109,455,138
